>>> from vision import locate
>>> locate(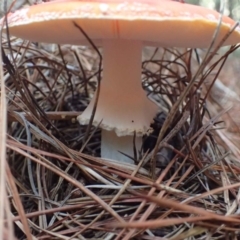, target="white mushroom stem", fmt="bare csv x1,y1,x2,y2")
78,39,158,163
101,130,142,163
